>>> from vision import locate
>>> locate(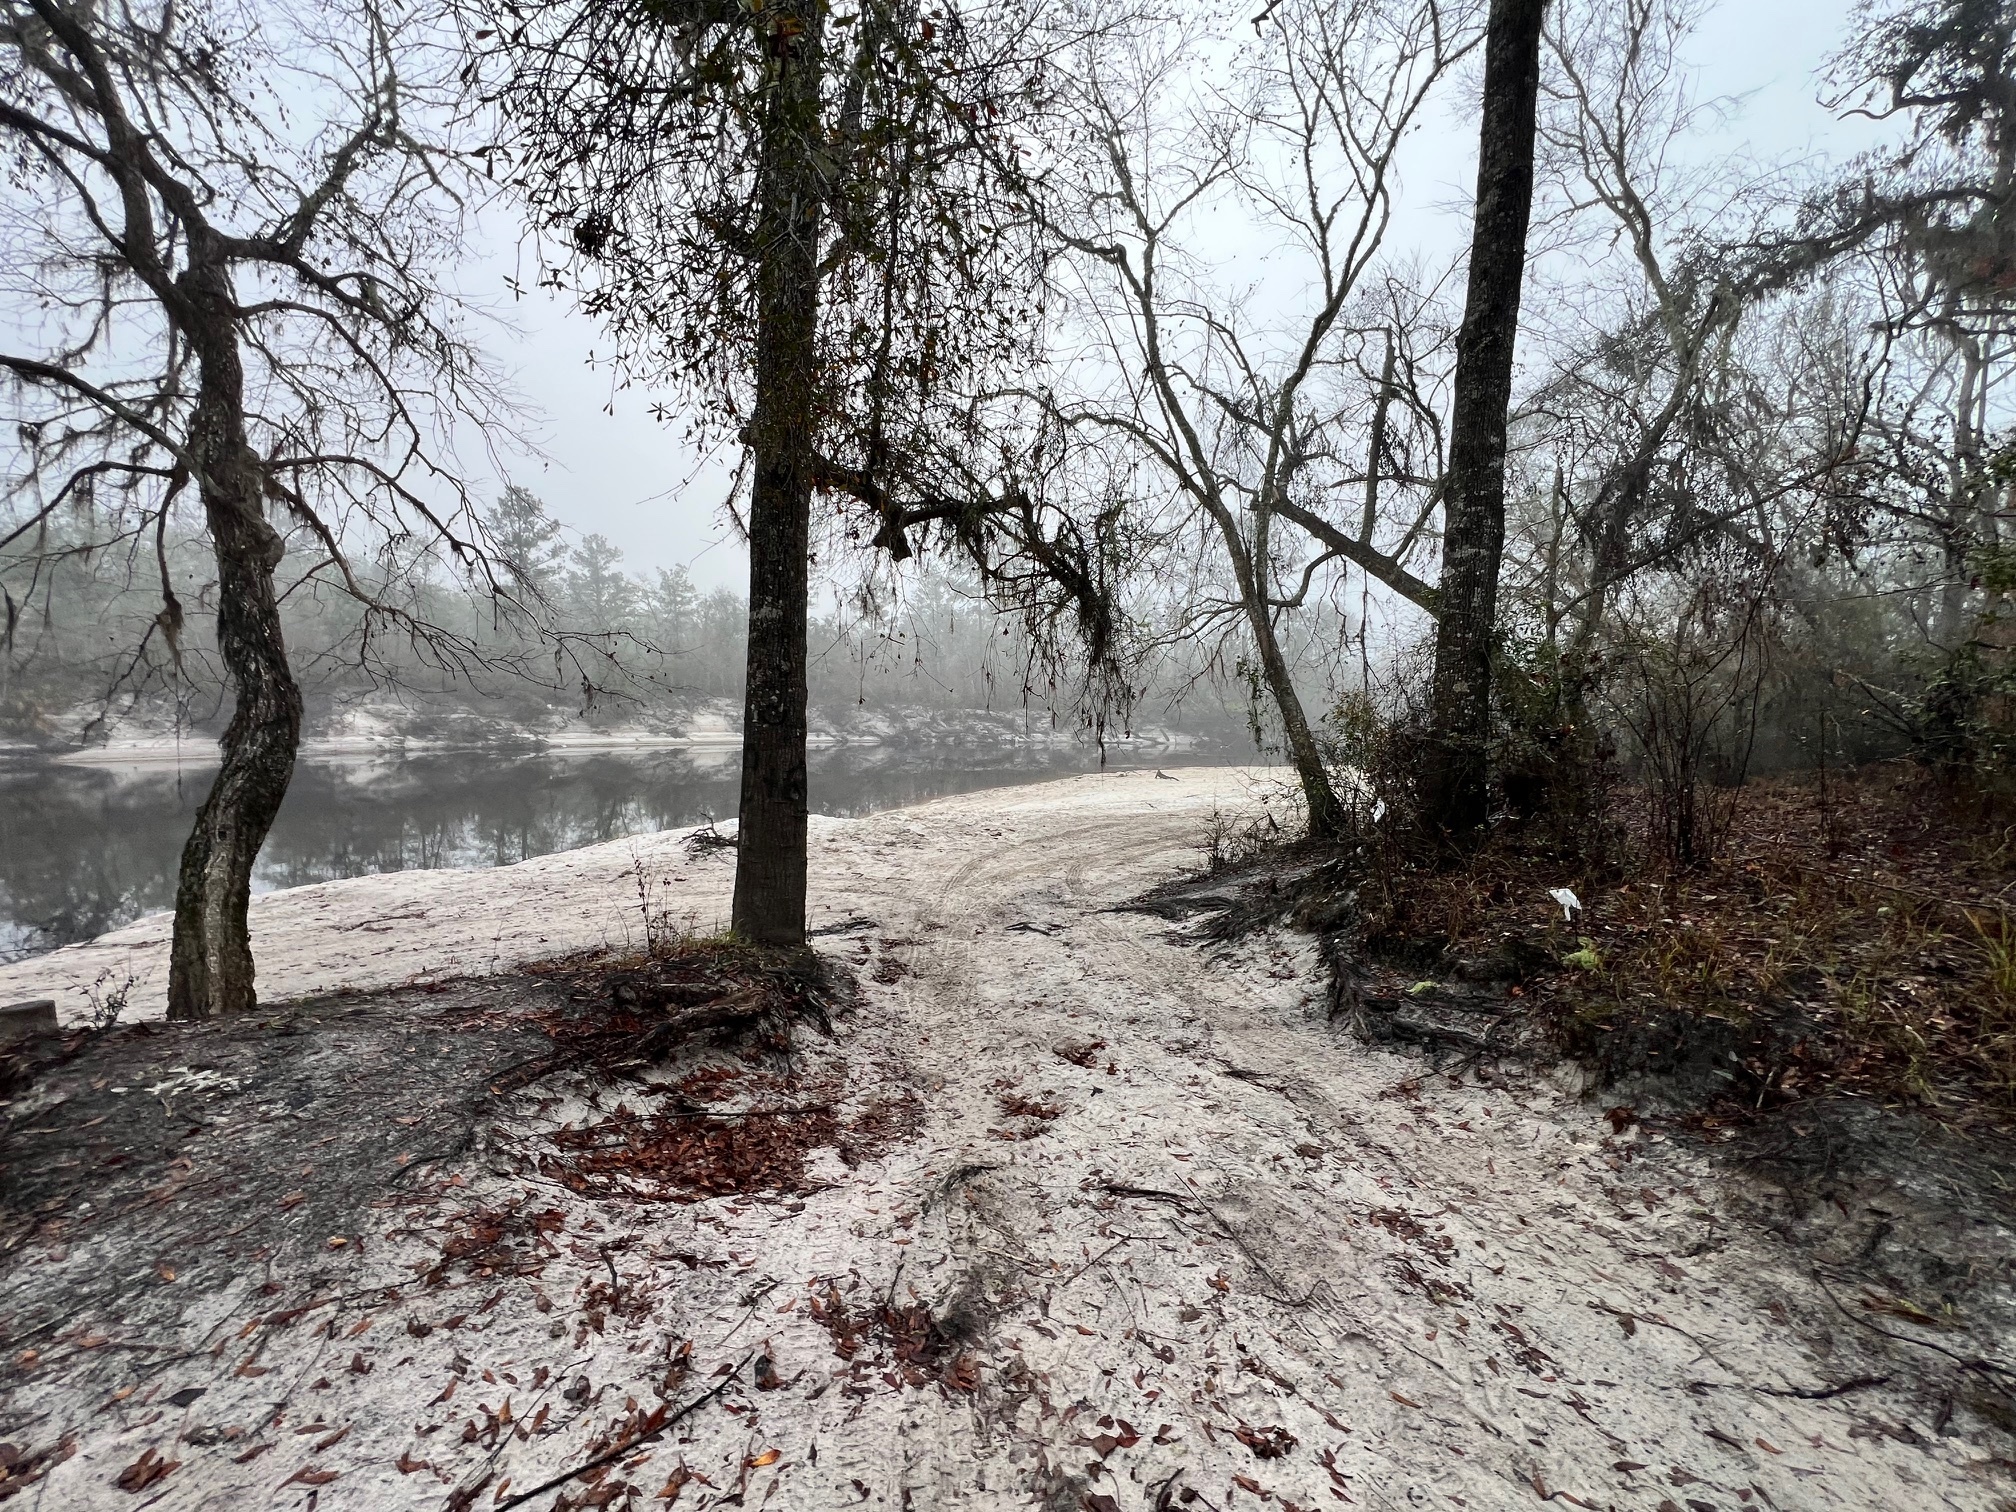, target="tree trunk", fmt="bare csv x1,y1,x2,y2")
167,266,303,1020
1420,0,1546,841
1209,499,1347,838
731,0,825,947
1246,601,1346,838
